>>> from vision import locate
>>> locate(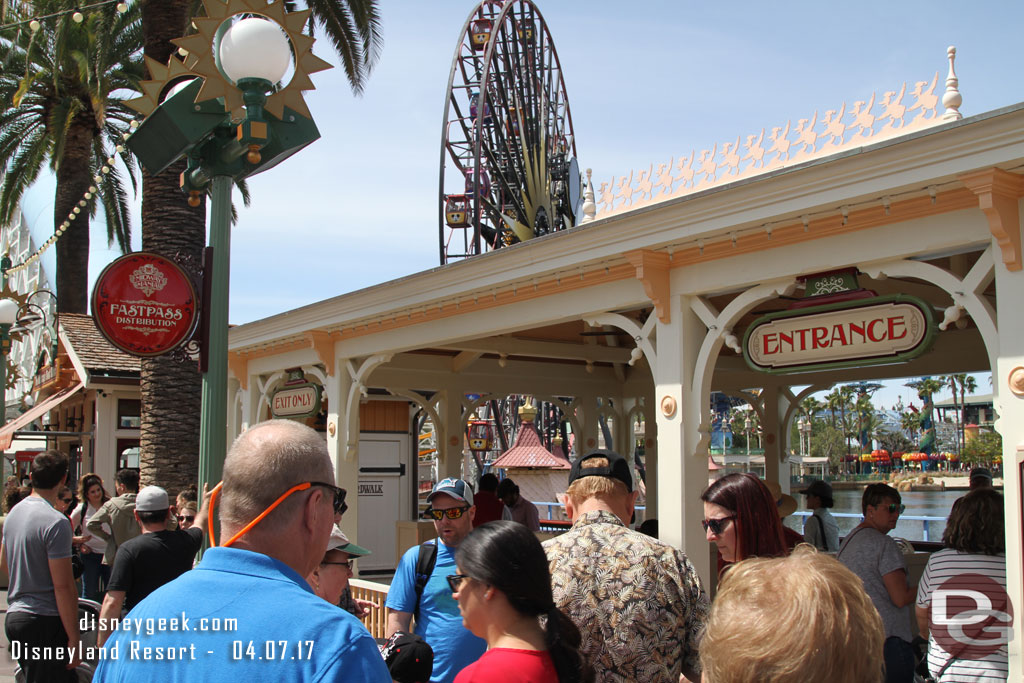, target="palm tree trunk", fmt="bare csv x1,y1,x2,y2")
138,0,205,496
55,118,94,314
959,384,966,453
